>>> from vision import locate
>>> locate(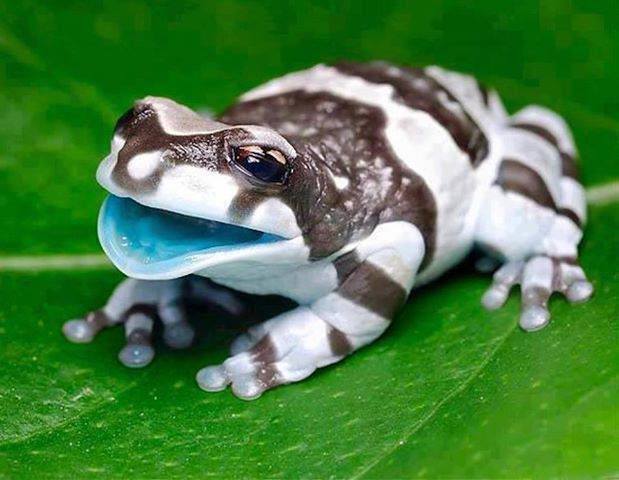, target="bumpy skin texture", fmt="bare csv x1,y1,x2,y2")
64,62,593,400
